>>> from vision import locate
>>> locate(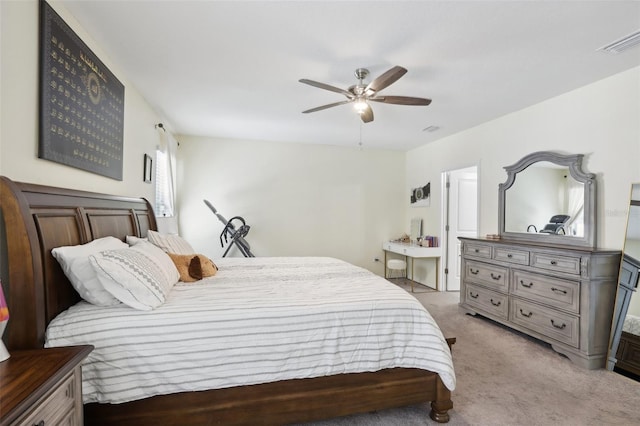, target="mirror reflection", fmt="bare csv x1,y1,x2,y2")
607,184,640,378
505,162,584,237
